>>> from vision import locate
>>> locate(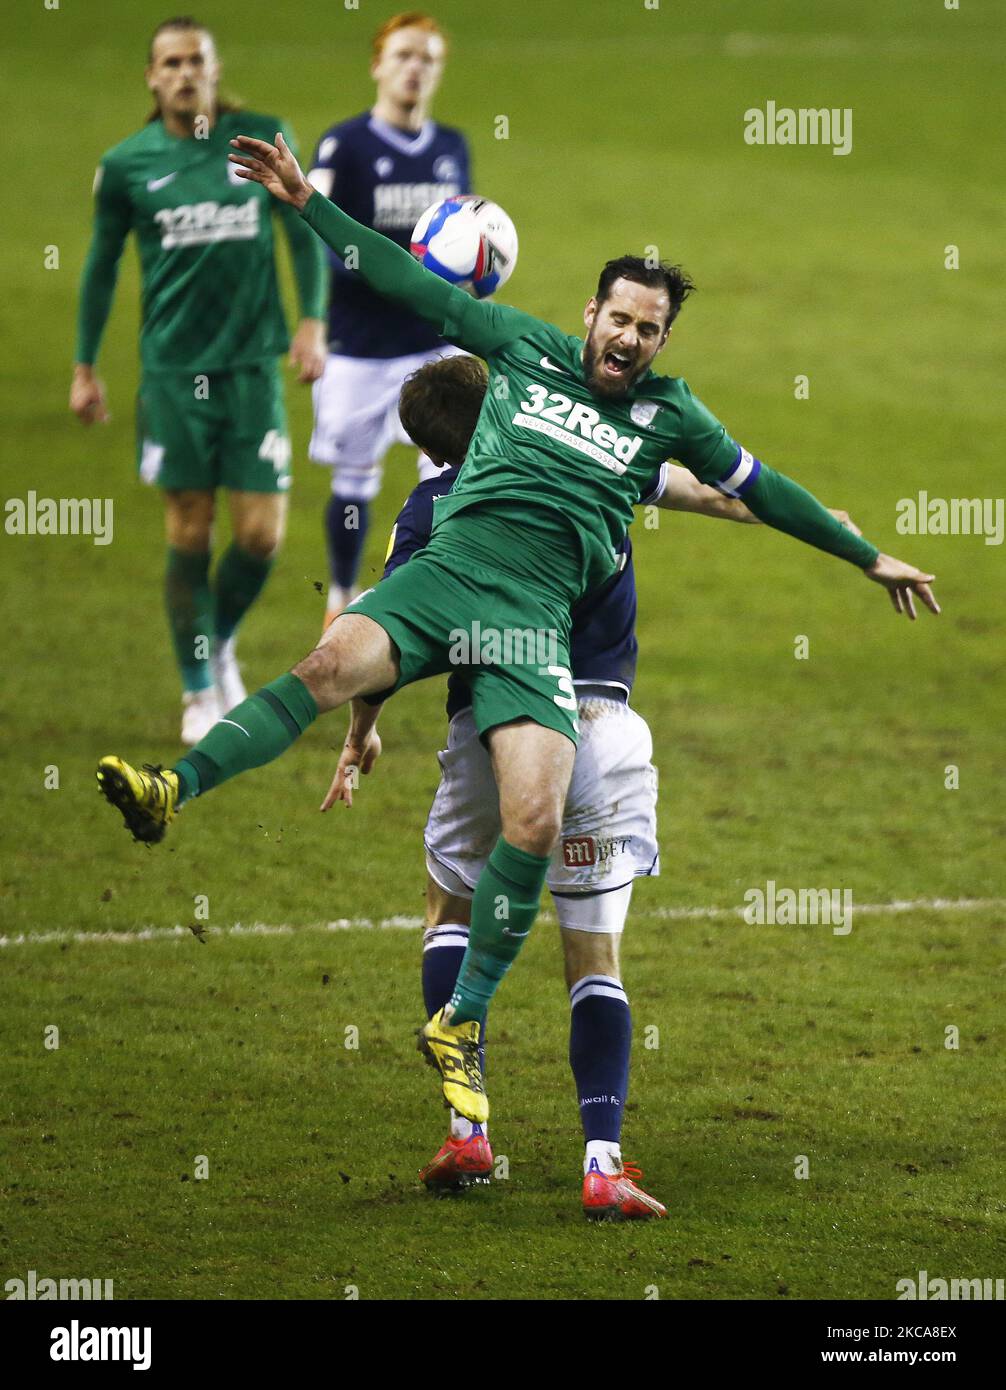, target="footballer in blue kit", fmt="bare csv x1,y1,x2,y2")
366,355,771,1216
306,11,472,624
